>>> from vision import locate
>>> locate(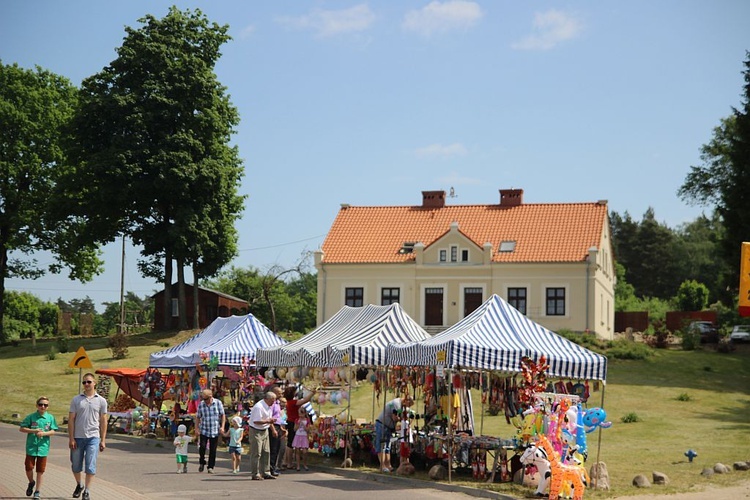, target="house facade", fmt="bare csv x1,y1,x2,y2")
152,284,249,330
314,189,616,340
